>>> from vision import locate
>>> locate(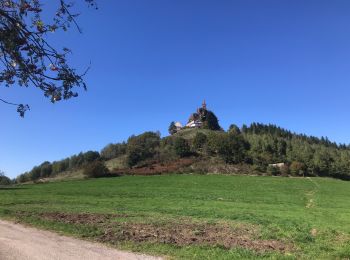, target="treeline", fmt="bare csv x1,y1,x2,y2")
16,142,128,183
17,123,350,182
16,151,100,183
241,123,350,180
122,124,350,180
0,171,12,185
